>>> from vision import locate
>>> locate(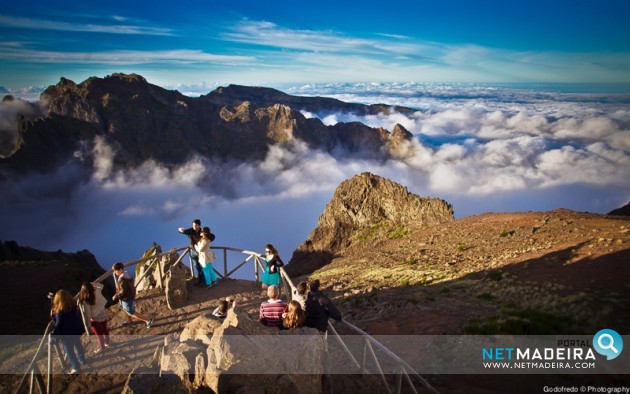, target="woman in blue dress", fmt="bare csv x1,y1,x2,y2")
261,244,284,289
